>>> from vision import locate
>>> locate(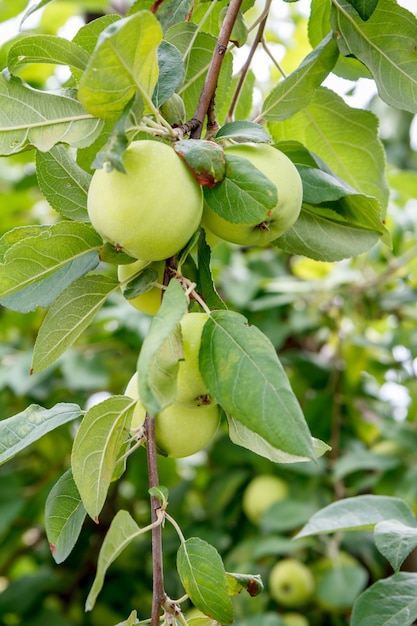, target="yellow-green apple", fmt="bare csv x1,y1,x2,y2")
87,139,203,261
118,259,165,315
124,371,220,457
269,559,315,607
242,474,289,525
202,143,302,246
